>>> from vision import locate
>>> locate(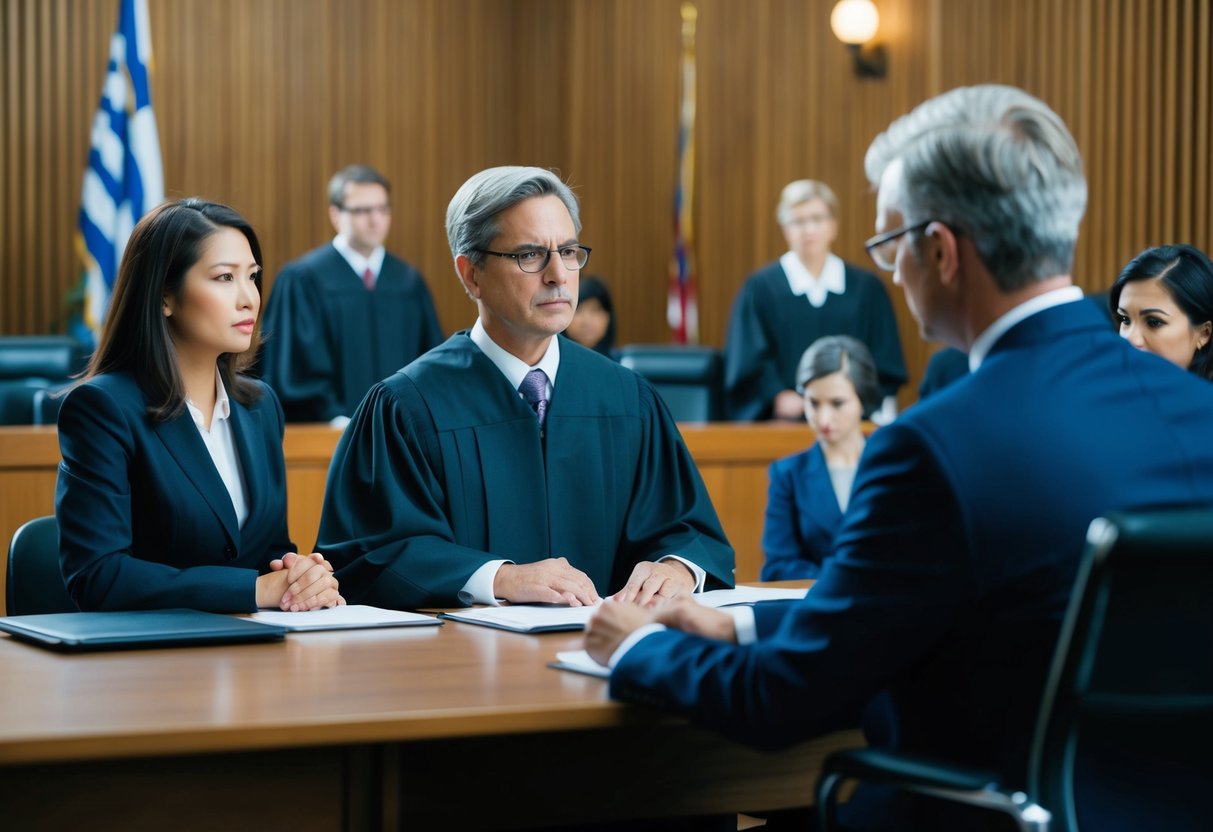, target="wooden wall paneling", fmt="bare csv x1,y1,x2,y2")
2,0,14,327
1100,0,1120,284
1114,0,1136,280
4,0,1213,393
1158,0,1178,247
1175,0,1192,245
1198,0,1211,249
